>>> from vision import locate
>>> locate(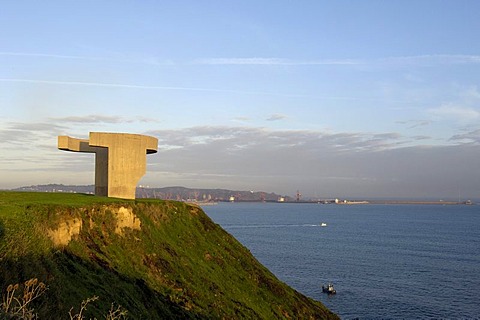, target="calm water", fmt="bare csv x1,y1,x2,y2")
203,202,480,319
